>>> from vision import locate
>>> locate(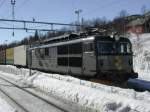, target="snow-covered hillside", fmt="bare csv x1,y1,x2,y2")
129,33,150,81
